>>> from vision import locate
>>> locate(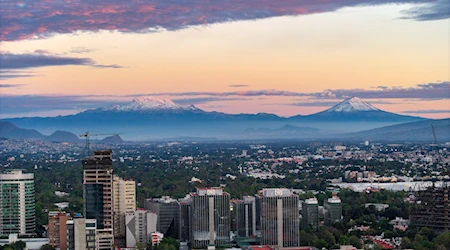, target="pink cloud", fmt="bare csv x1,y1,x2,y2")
0,0,446,41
